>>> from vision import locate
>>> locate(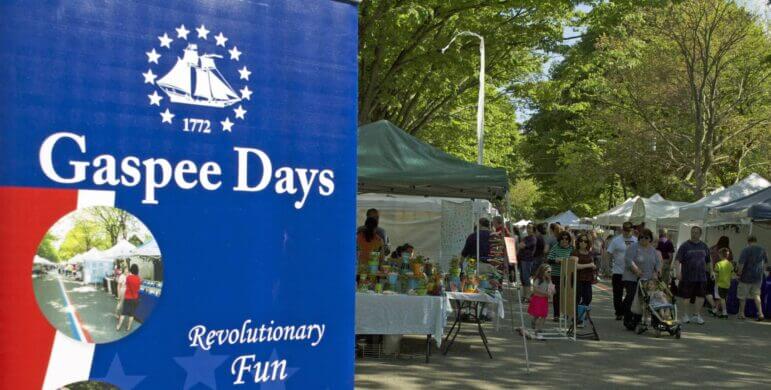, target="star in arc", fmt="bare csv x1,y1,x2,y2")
142,69,157,84
176,24,190,40
196,24,210,40
215,32,229,47
240,86,253,101
146,48,161,64
91,355,146,390
148,91,163,106
229,46,242,61
259,350,300,390
234,105,247,120
238,66,251,81
160,108,175,124
221,117,235,132
158,33,173,48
